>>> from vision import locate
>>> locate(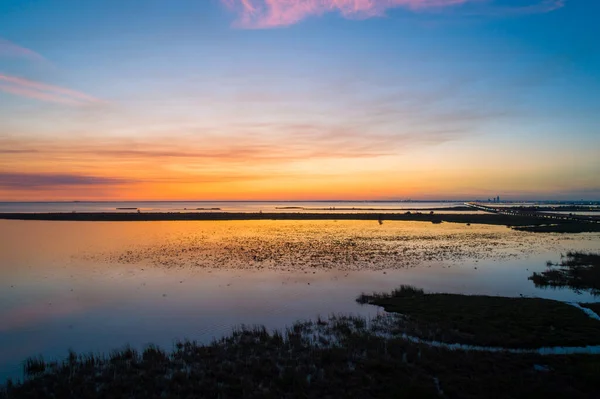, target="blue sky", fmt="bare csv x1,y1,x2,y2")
0,0,598,200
